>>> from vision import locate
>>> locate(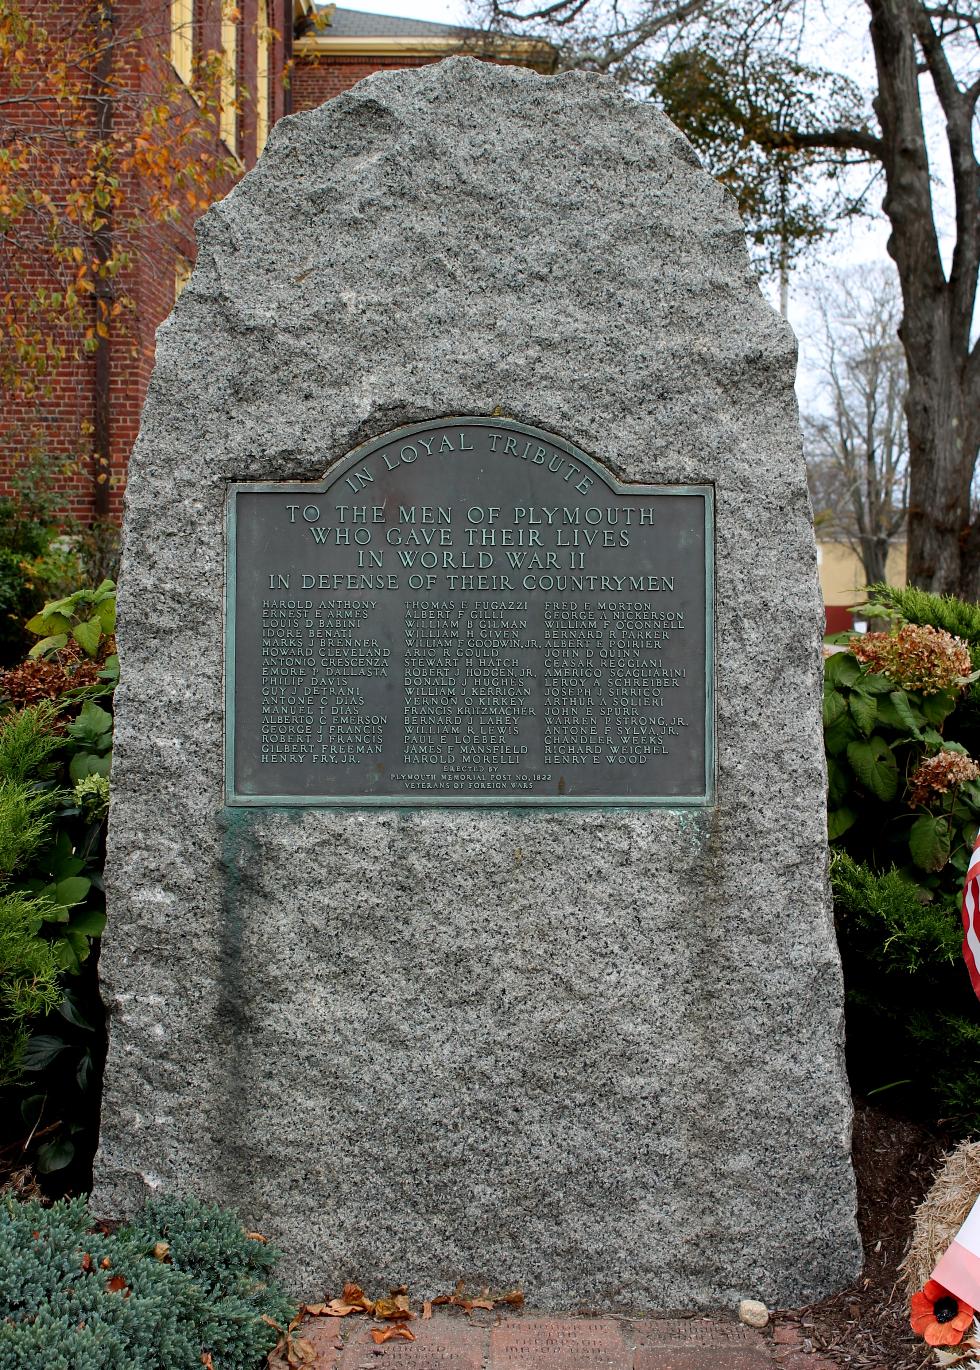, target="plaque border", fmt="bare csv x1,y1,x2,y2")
224,416,715,808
